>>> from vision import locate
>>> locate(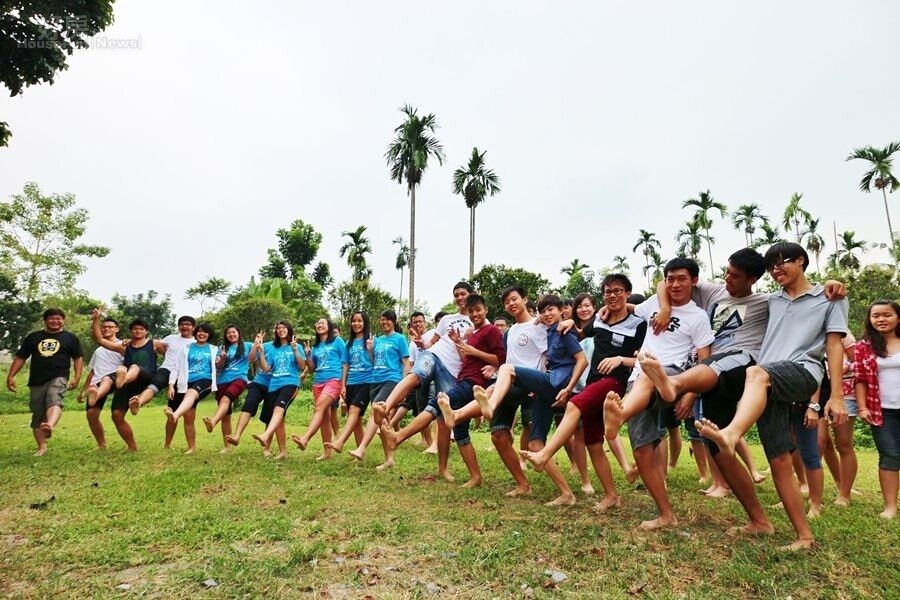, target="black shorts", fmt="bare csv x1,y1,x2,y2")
756,362,818,460
241,382,270,421
148,368,171,394
266,385,297,411
346,383,371,412
167,379,213,411
698,351,755,455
